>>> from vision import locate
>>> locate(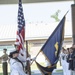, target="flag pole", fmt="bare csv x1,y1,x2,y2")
64,10,69,16
30,50,41,65
26,41,31,75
